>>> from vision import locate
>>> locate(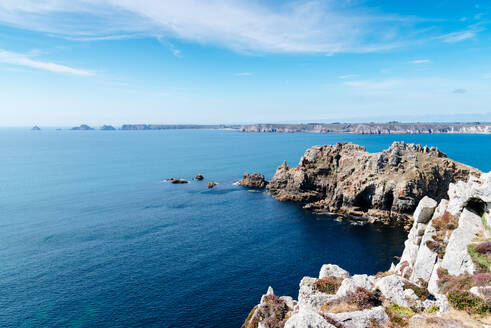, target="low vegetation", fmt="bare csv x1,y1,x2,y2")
314,276,344,294
403,281,429,301
425,211,458,259
468,241,491,272
320,287,383,313
447,290,490,316
318,312,345,328
385,303,414,327
243,295,290,328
